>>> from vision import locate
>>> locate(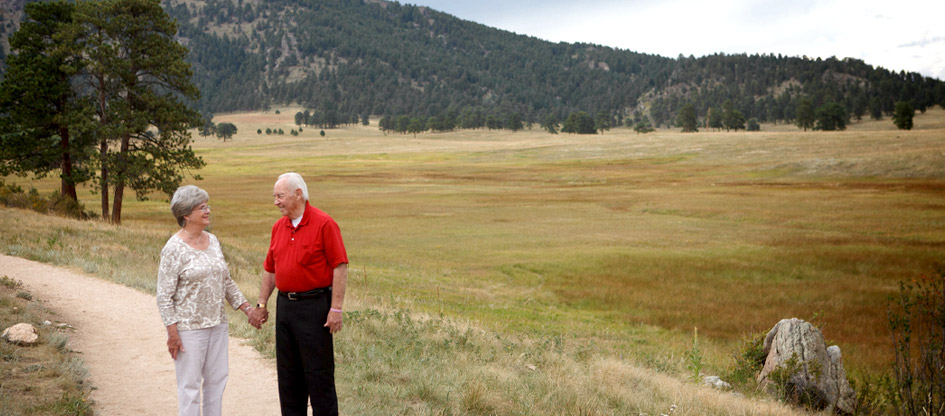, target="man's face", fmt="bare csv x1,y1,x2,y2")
273,179,302,217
